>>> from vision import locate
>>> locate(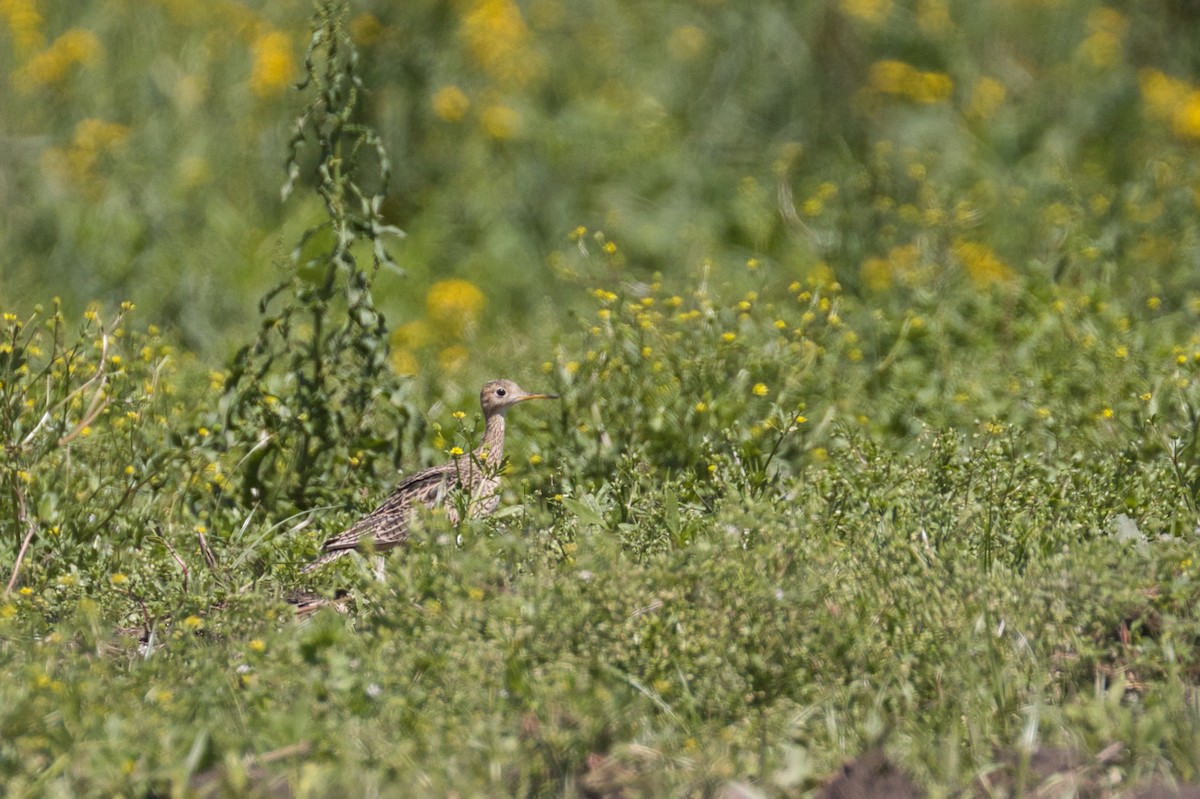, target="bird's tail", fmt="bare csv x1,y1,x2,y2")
299,548,352,574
